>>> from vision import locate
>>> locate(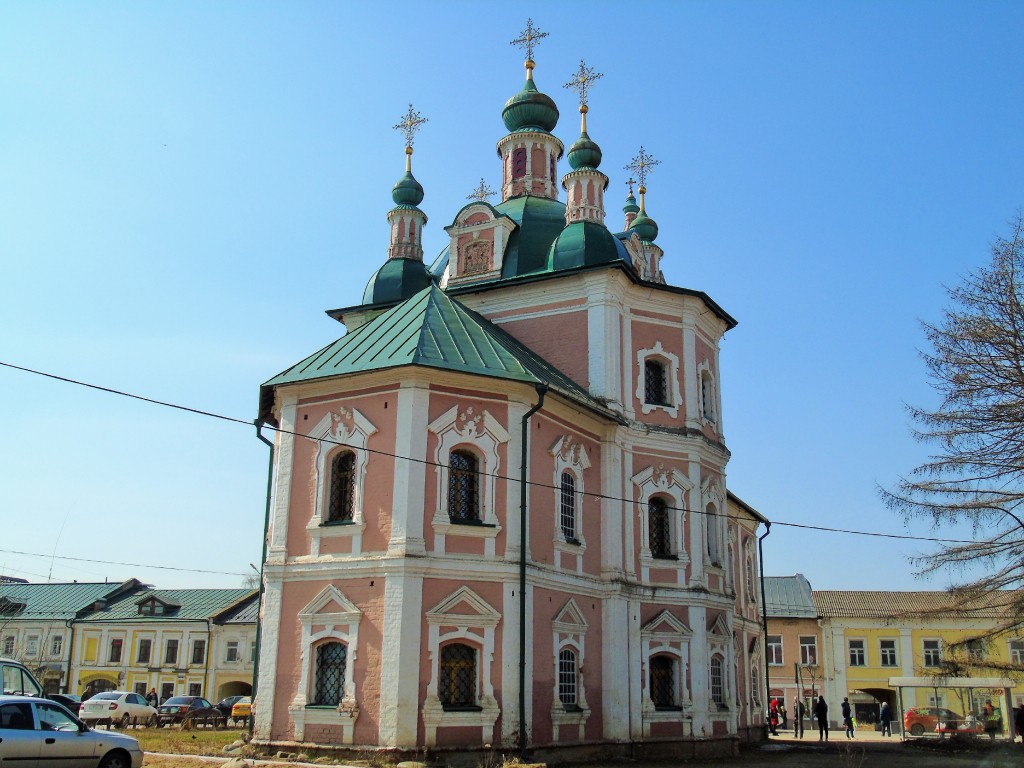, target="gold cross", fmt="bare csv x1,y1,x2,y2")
467,178,496,202
510,18,548,62
625,147,660,189
564,59,603,108
393,104,428,148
